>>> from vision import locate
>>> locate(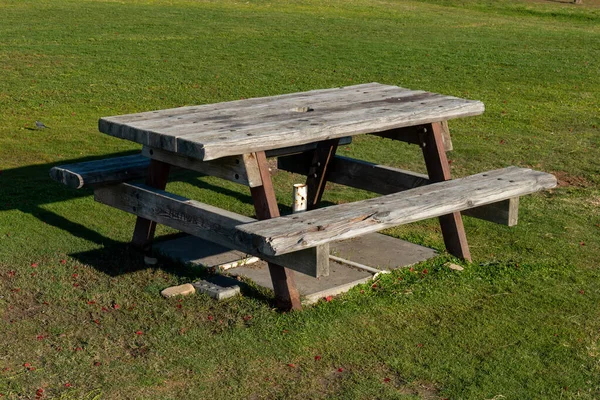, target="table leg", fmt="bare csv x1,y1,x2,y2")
305,139,339,210
249,151,302,311
131,159,171,256
421,122,472,262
